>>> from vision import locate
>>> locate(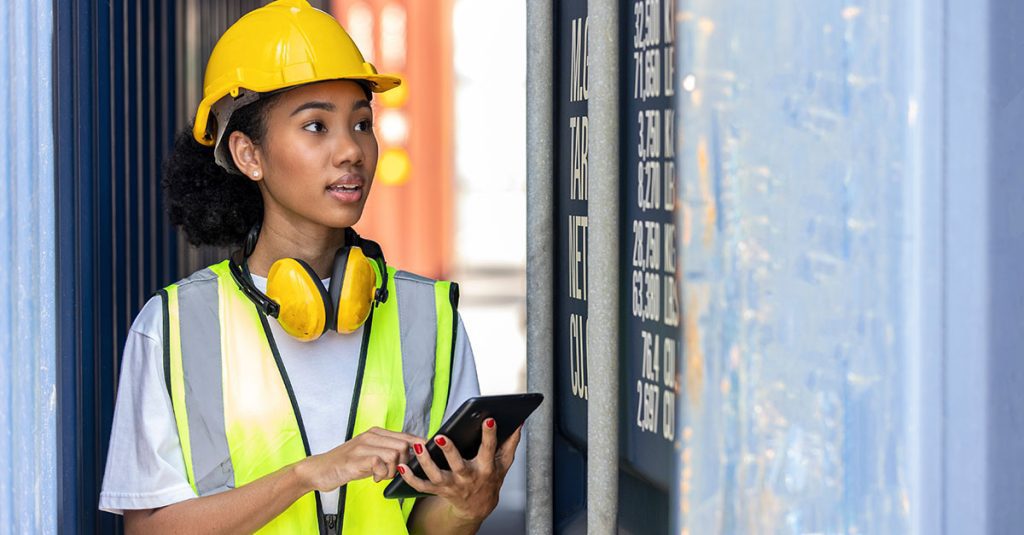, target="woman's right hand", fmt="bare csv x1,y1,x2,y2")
298,427,424,491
